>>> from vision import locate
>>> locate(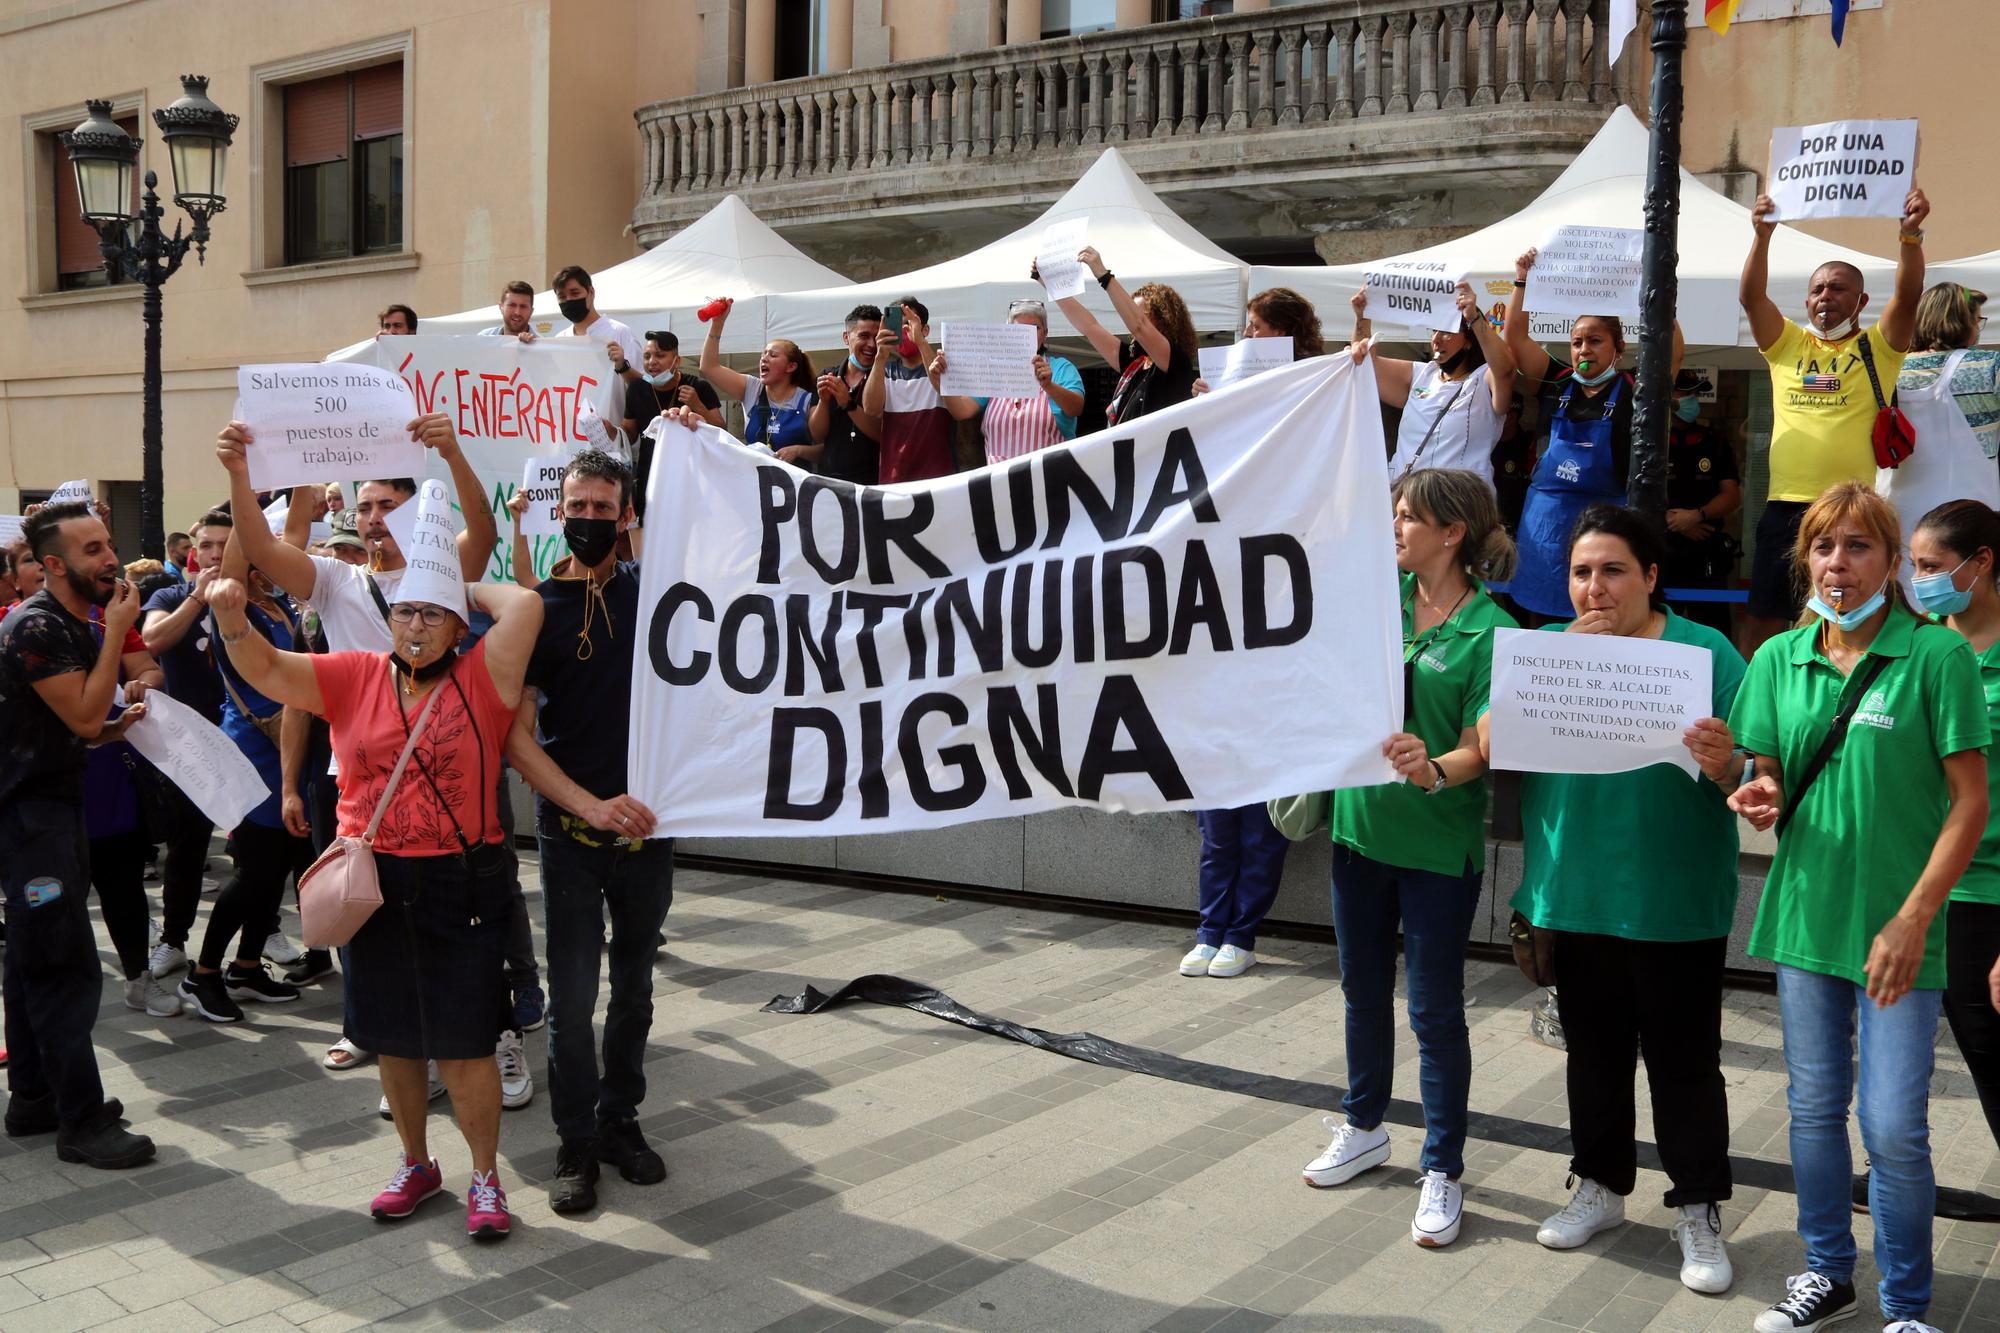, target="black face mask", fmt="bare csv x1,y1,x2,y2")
563,516,618,568
1437,345,1475,376
391,650,456,685
558,297,590,324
